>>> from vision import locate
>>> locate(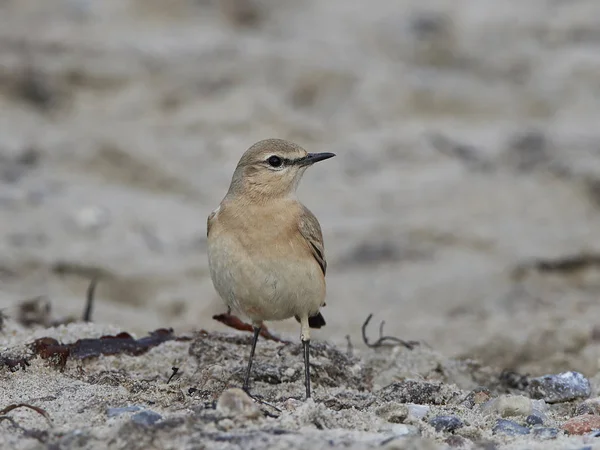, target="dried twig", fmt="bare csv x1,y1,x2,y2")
361,314,418,350
82,278,98,322
212,313,288,343
0,403,52,426
167,367,179,384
